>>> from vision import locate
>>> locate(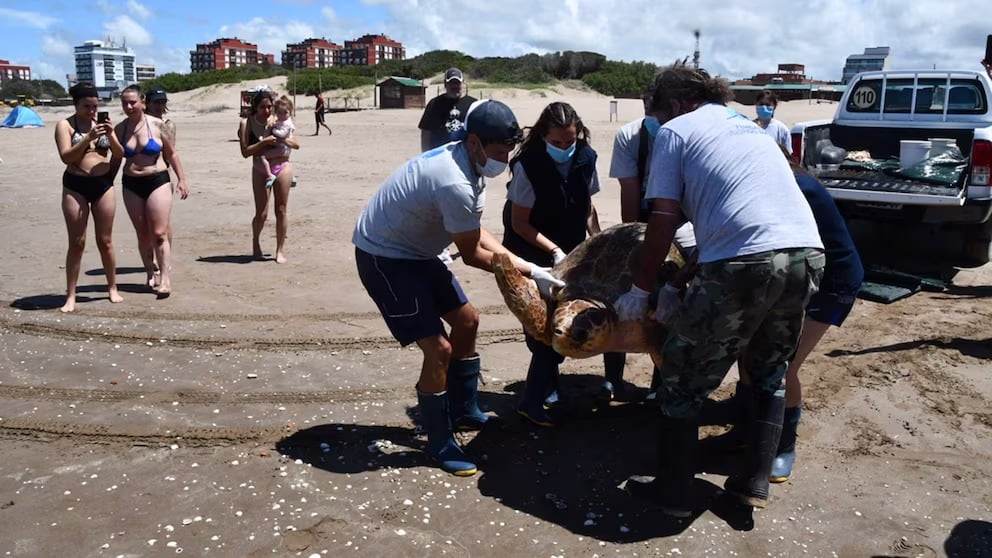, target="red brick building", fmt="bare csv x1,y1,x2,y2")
282,38,343,69
339,34,405,66
189,38,273,73
0,59,31,85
